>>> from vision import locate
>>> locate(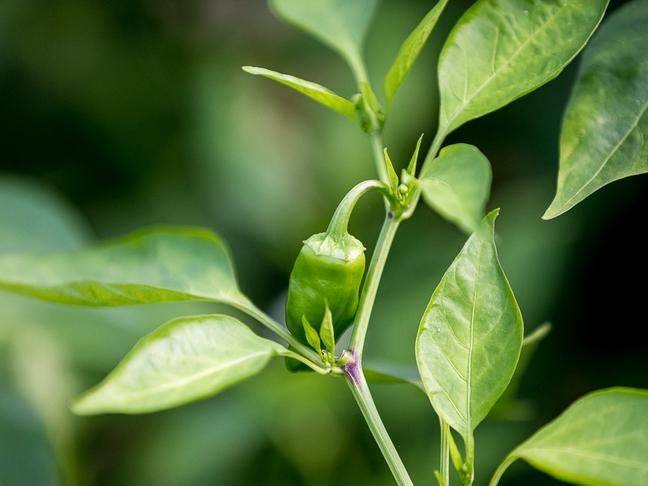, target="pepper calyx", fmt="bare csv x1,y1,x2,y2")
305,232,365,262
